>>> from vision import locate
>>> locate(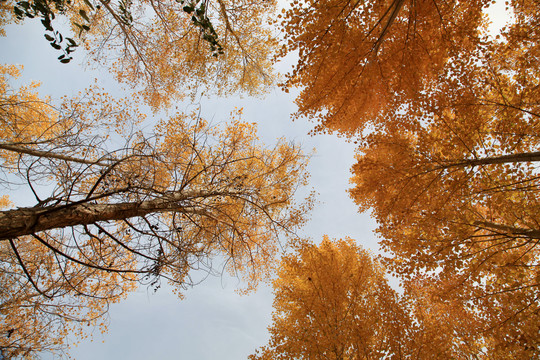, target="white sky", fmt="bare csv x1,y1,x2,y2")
0,1,513,358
